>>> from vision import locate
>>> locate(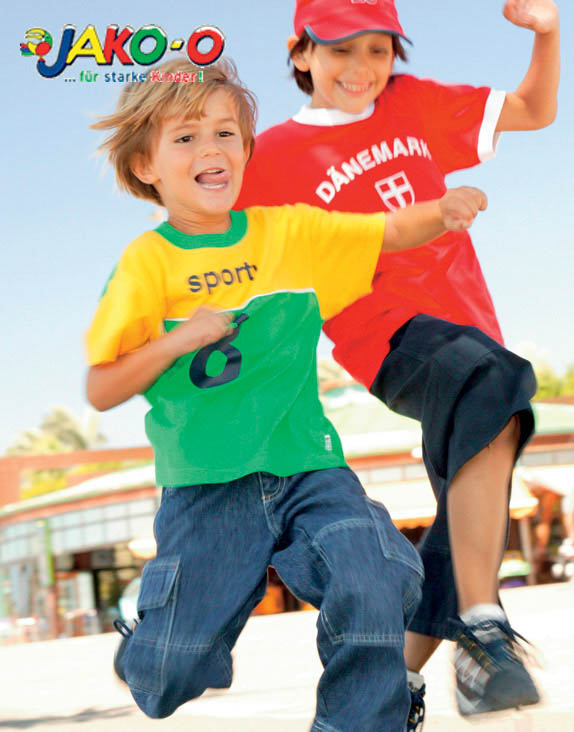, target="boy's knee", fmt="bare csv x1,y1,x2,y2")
126,639,232,719
317,513,423,644
122,555,233,718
